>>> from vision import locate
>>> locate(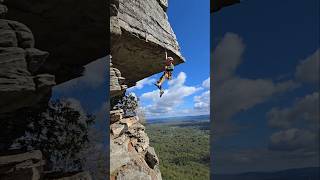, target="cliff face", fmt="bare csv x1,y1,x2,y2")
110,109,161,180
110,0,184,179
